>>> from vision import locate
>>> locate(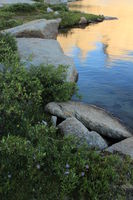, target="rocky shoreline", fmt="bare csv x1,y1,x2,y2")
45,101,133,158
1,0,132,160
